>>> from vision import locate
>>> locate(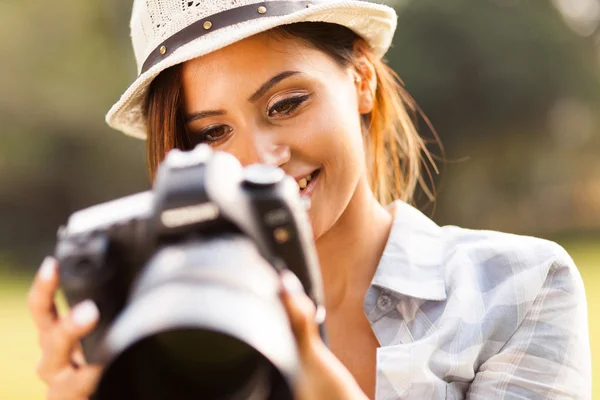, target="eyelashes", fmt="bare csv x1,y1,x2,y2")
267,93,311,118
188,125,233,145
187,93,312,146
